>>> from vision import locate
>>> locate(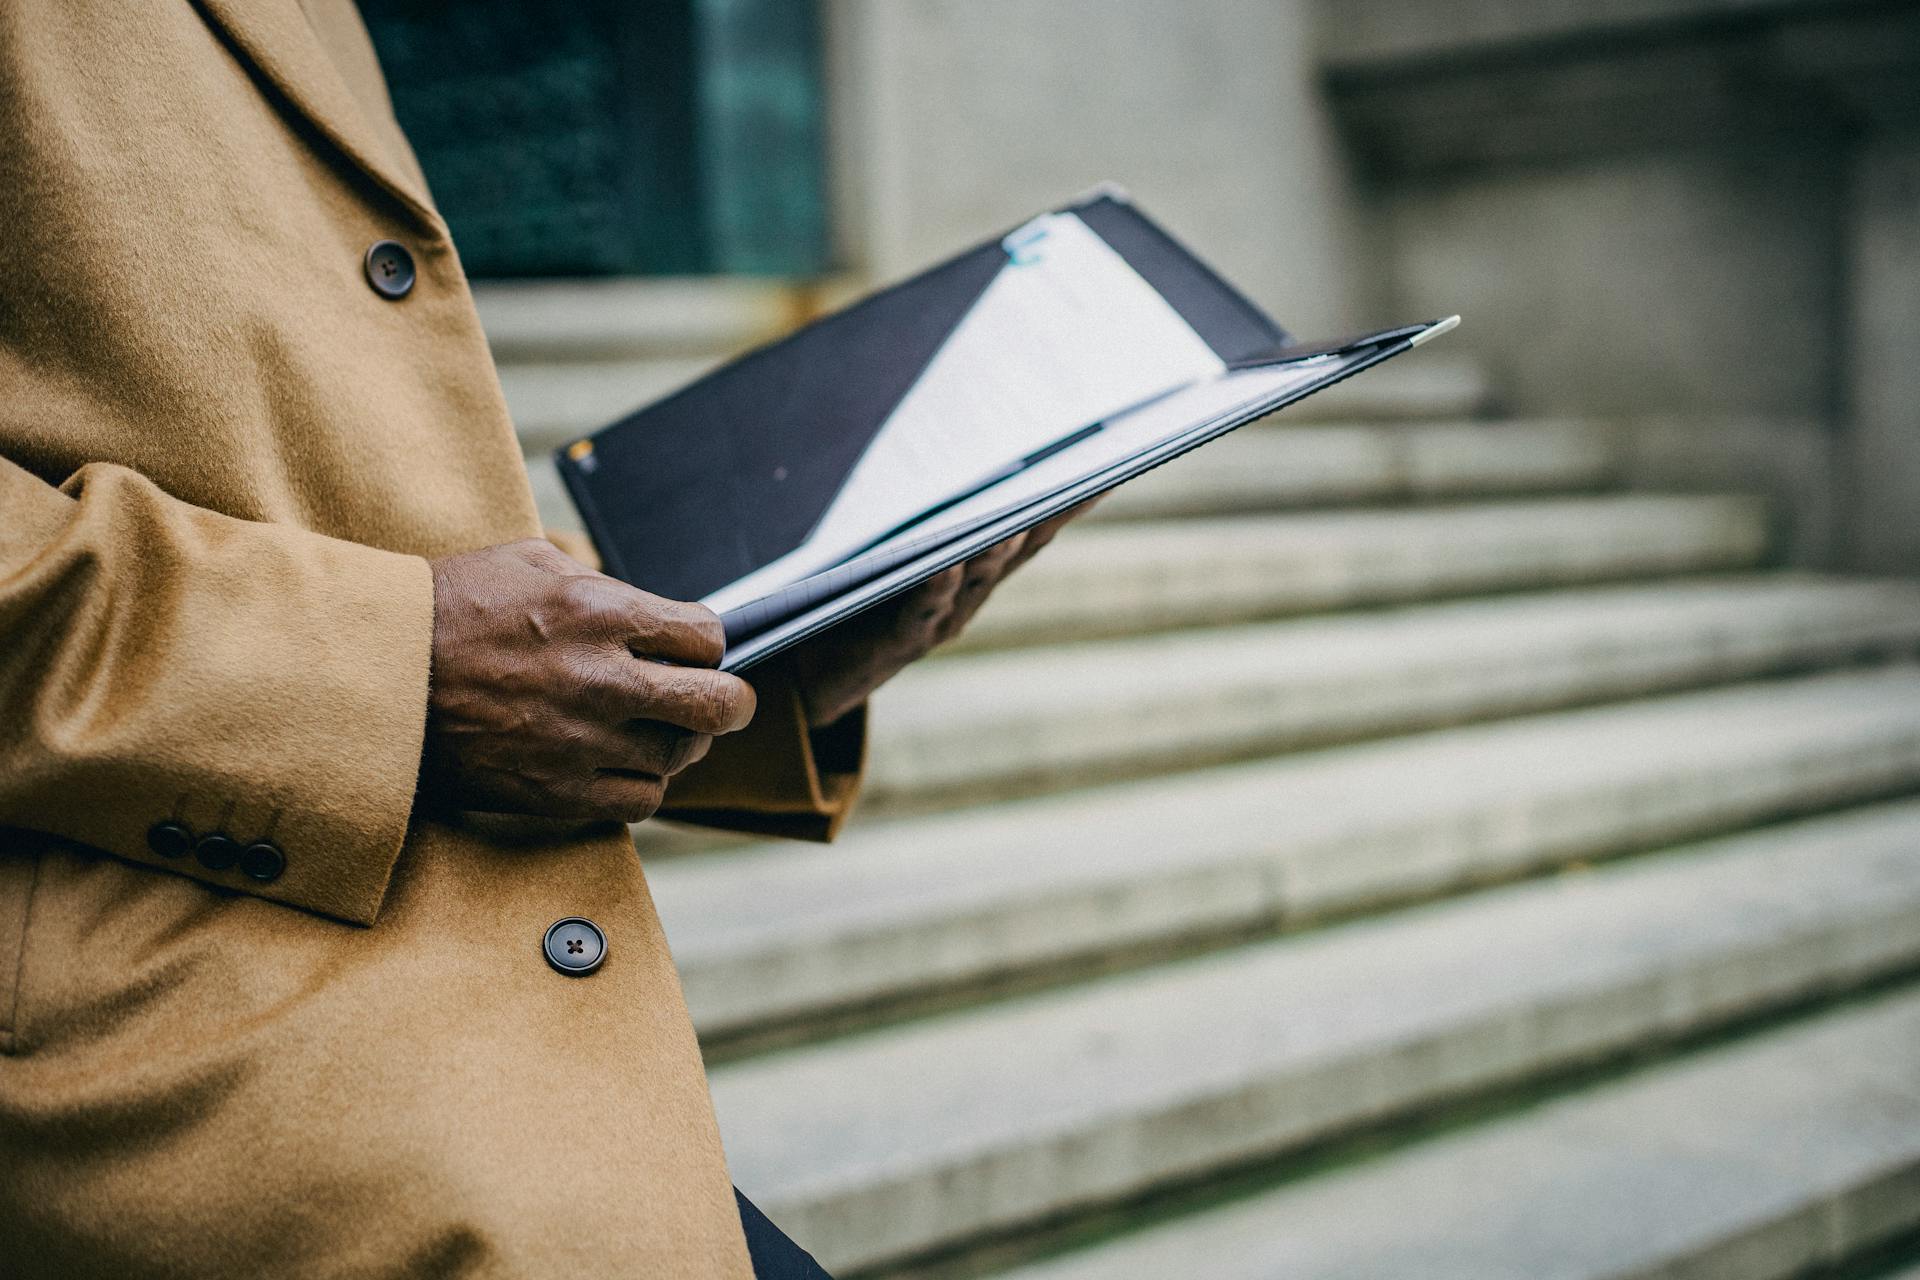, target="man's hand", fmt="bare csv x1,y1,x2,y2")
792,501,1092,729
419,539,756,824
